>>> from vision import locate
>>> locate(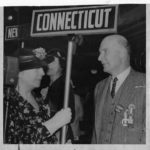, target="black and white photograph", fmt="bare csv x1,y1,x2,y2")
1,1,150,150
